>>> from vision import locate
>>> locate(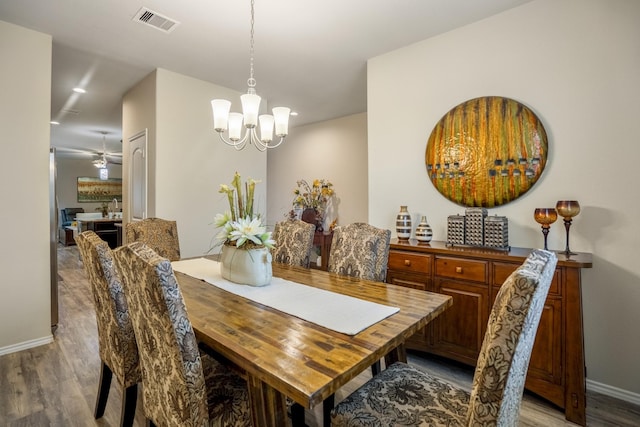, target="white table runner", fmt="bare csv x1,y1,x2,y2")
171,258,399,335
